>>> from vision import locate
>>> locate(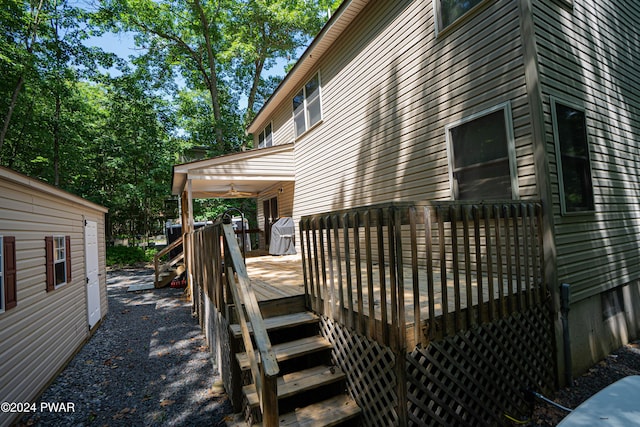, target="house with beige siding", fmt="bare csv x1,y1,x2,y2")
172,0,640,408
0,166,108,427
